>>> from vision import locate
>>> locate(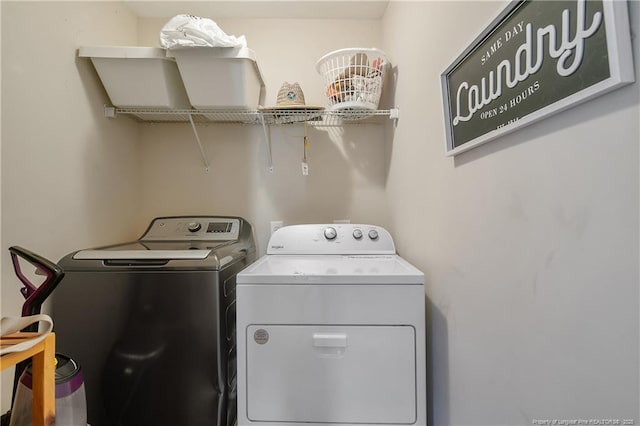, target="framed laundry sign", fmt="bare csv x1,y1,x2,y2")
440,0,635,156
